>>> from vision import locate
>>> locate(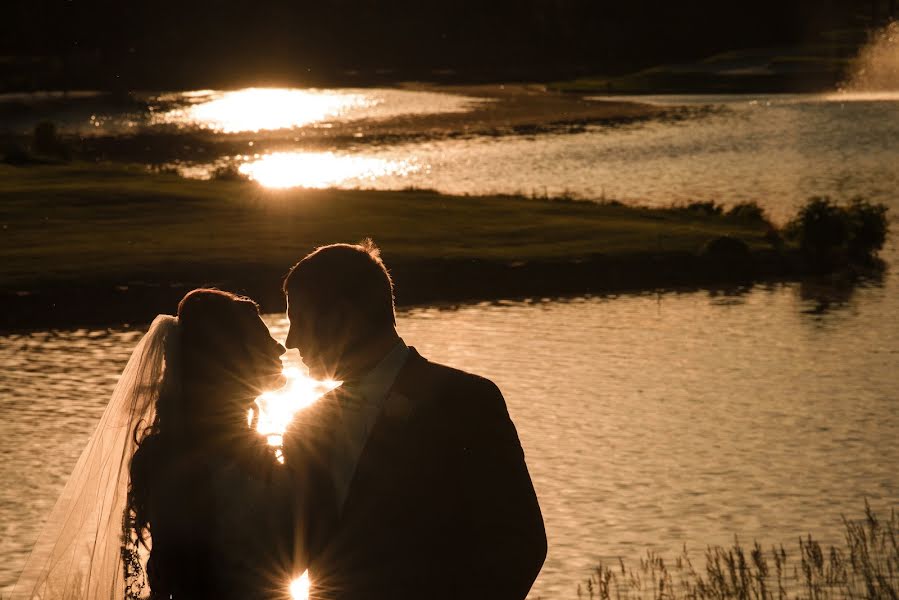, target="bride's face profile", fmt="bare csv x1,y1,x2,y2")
177,289,286,427
235,308,288,395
